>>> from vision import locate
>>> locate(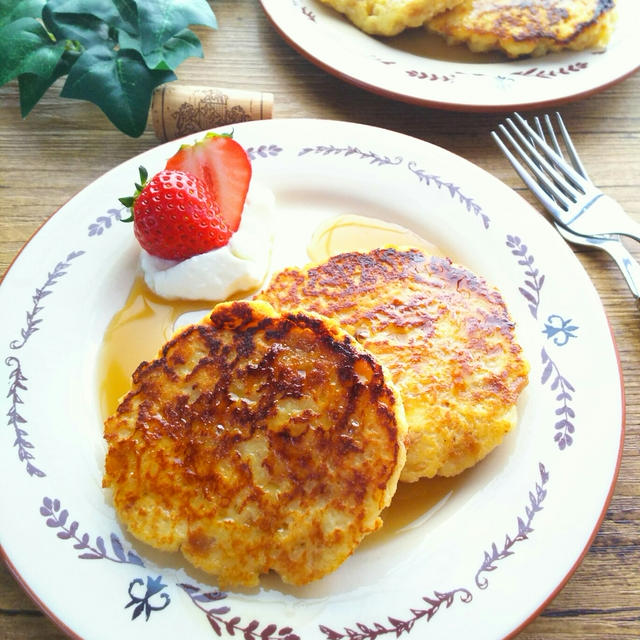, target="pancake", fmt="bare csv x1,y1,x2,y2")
319,0,465,36
426,0,617,58
103,299,407,587
258,247,529,482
